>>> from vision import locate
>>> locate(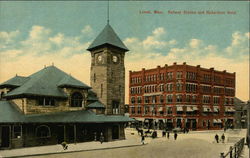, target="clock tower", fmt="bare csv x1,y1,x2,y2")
87,23,129,115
